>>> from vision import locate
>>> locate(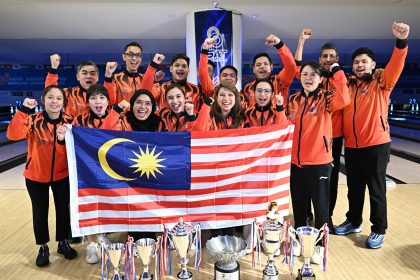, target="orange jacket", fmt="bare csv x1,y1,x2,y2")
103,63,159,105
198,51,217,98
241,42,297,108
158,107,196,132
192,103,247,131
101,107,165,132
45,69,116,117
287,69,349,166
73,108,110,128
322,75,344,138
343,45,408,148
6,108,73,183
157,81,203,112
244,104,287,127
